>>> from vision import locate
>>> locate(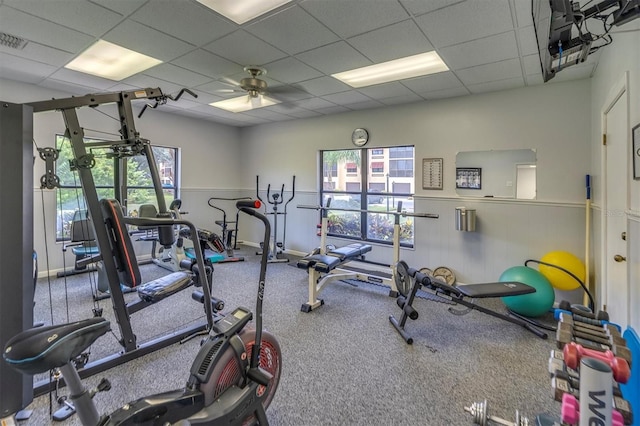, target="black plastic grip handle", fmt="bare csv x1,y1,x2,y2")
236,199,262,210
